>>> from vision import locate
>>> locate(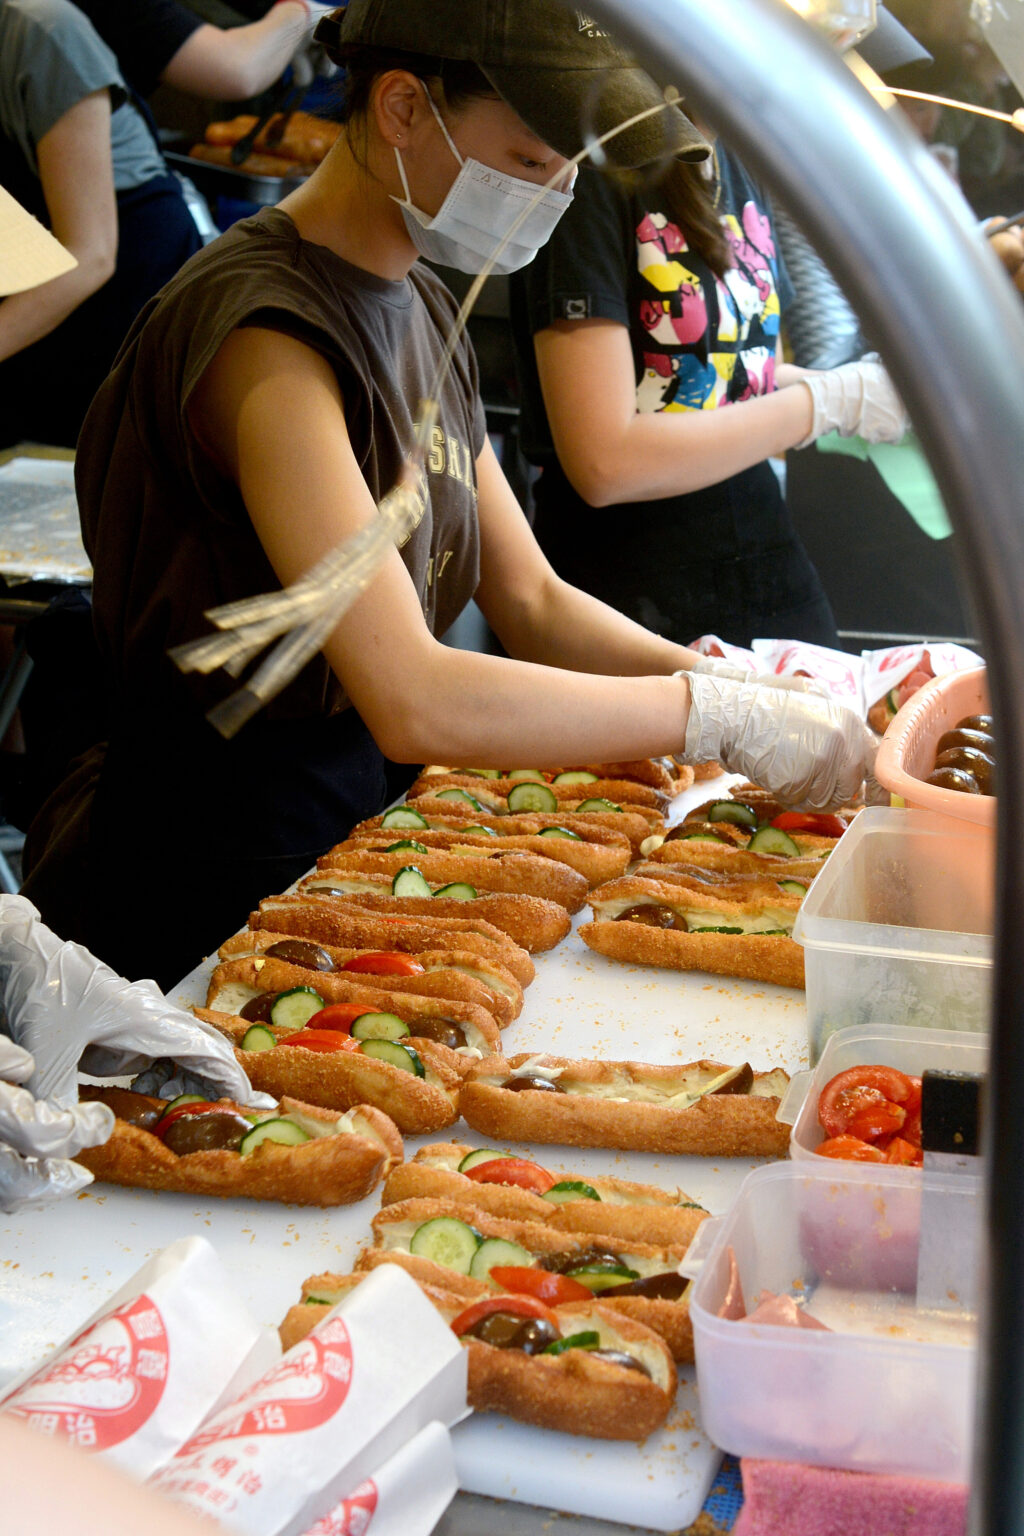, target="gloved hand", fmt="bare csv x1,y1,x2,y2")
0,1036,114,1213
796,357,909,447
682,674,877,809
683,655,828,695
0,896,271,1110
